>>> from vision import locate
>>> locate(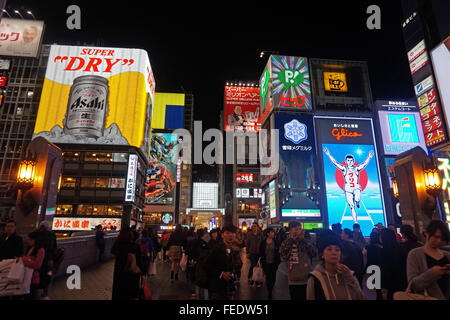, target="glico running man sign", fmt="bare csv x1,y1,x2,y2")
315,117,386,236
